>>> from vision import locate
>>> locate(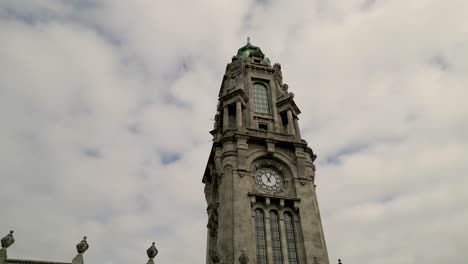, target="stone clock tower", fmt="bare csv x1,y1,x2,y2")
202,40,330,264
